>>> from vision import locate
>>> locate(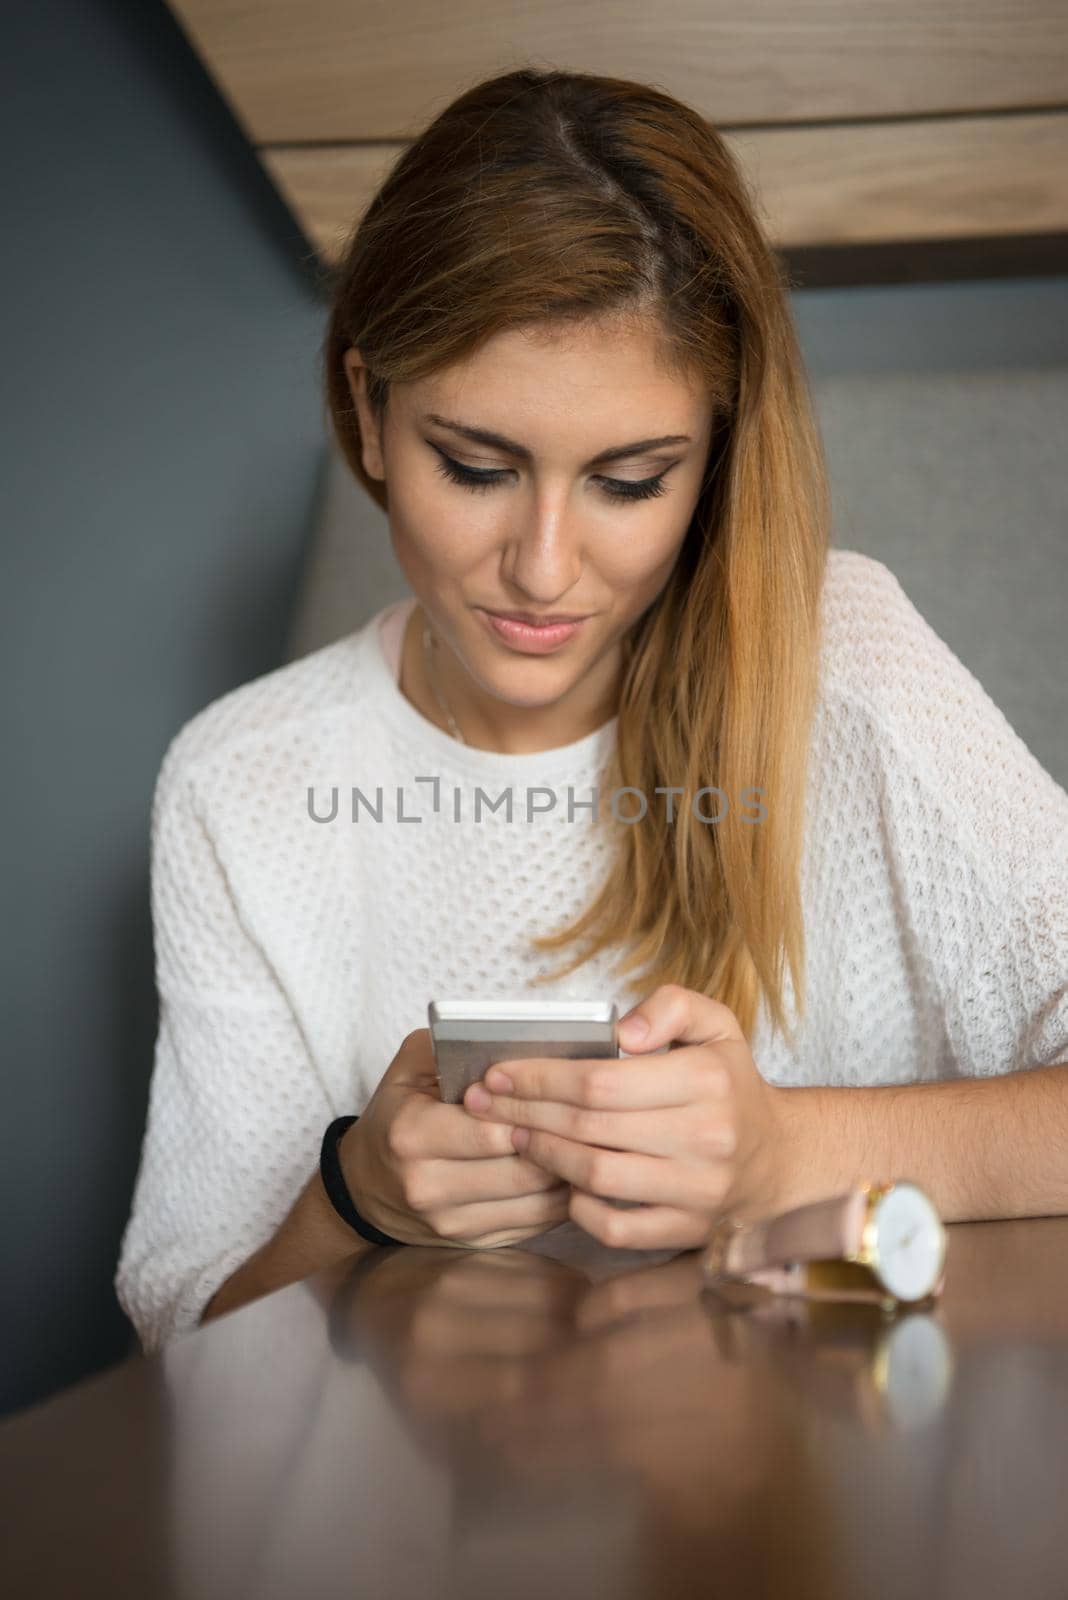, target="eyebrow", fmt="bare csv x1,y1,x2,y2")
422,412,692,467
